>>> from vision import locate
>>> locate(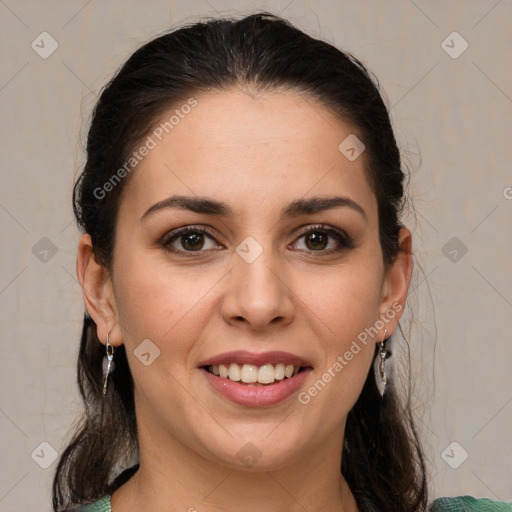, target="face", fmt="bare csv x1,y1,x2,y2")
79,88,411,472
